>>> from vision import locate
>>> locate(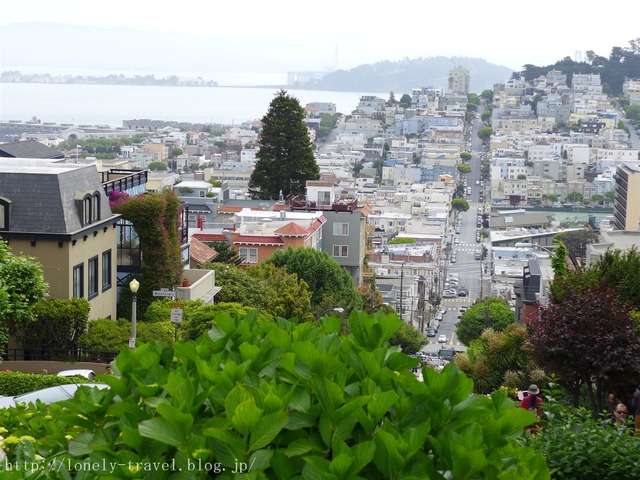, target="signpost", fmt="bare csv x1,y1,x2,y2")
171,308,183,323
153,290,175,298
